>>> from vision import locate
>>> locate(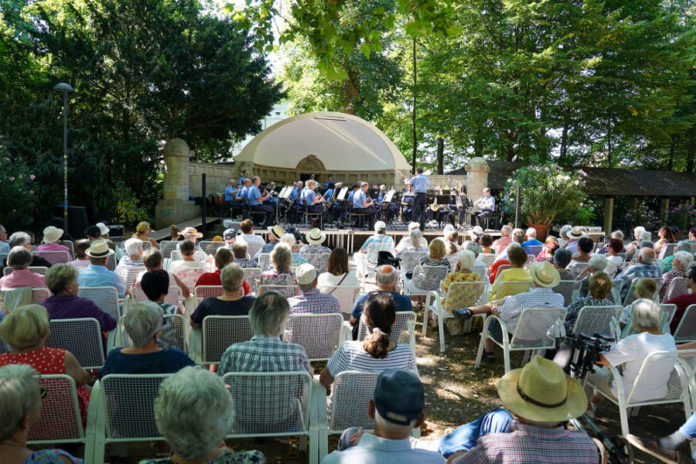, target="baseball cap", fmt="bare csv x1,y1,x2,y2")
223,228,236,241
295,263,317,285
373,369,424,426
